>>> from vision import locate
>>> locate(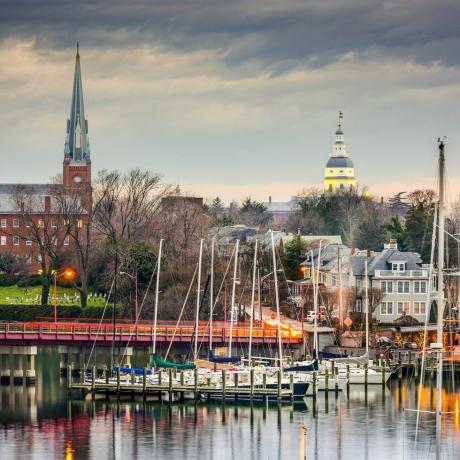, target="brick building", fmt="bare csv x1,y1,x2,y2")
0,44,92,273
